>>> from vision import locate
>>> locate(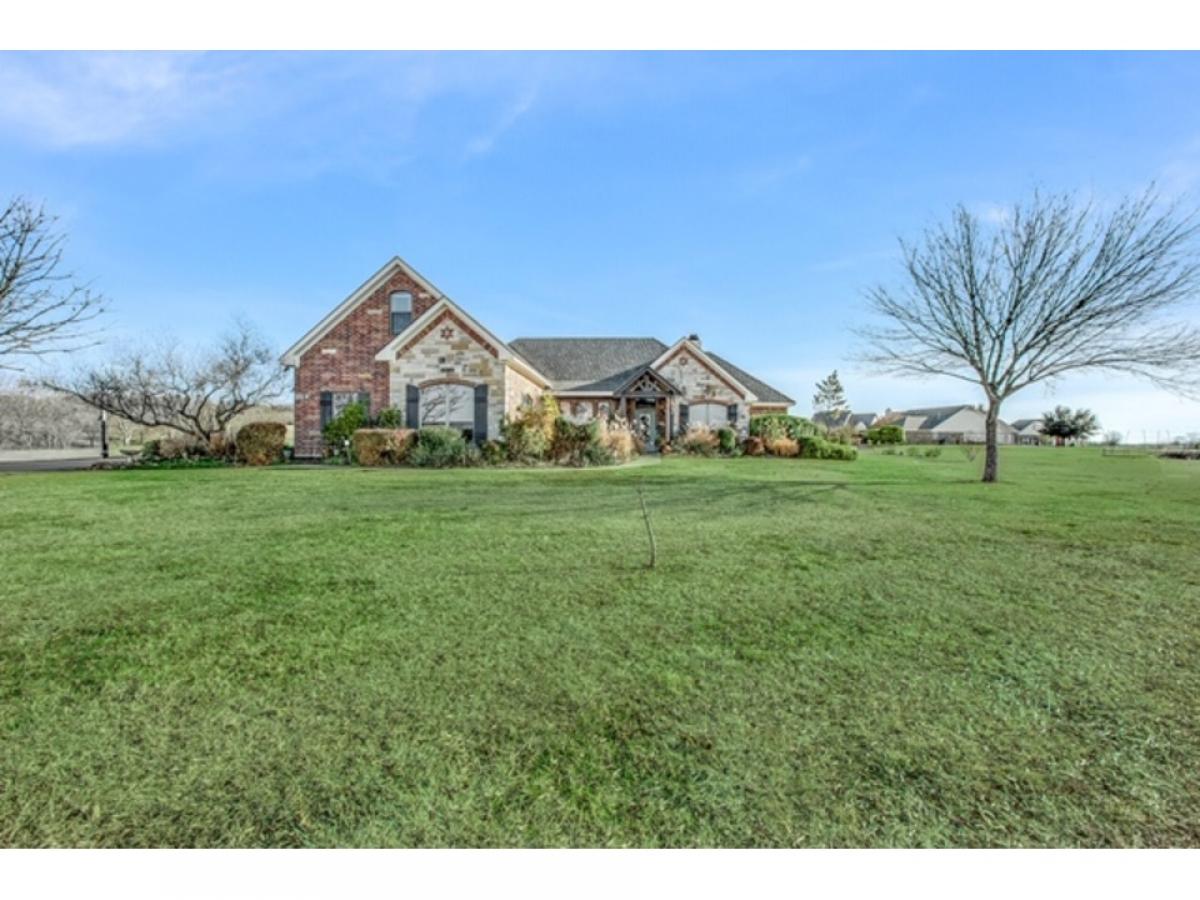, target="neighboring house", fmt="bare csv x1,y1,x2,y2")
875,405,1017,444
282,257,794,458
812,411,878,434
1009,418,1046,445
